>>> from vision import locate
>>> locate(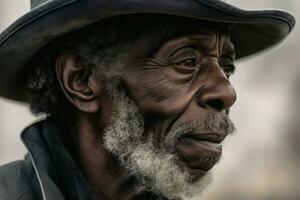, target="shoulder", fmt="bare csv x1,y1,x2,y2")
0,155,41,200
